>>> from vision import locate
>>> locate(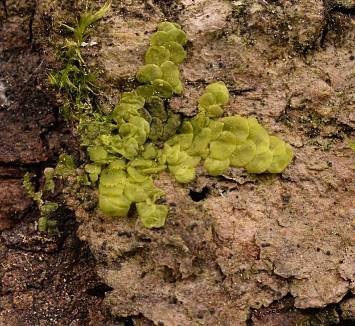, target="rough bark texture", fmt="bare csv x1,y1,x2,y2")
64,0,354,324
0,1,119,325
1,0,355,325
